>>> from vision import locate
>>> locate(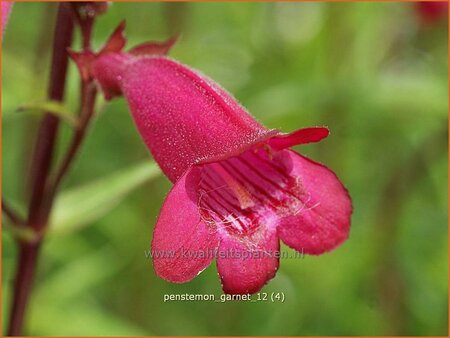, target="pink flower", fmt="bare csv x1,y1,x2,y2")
415,2,448,25
1,2,13,35
75,24,352,294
